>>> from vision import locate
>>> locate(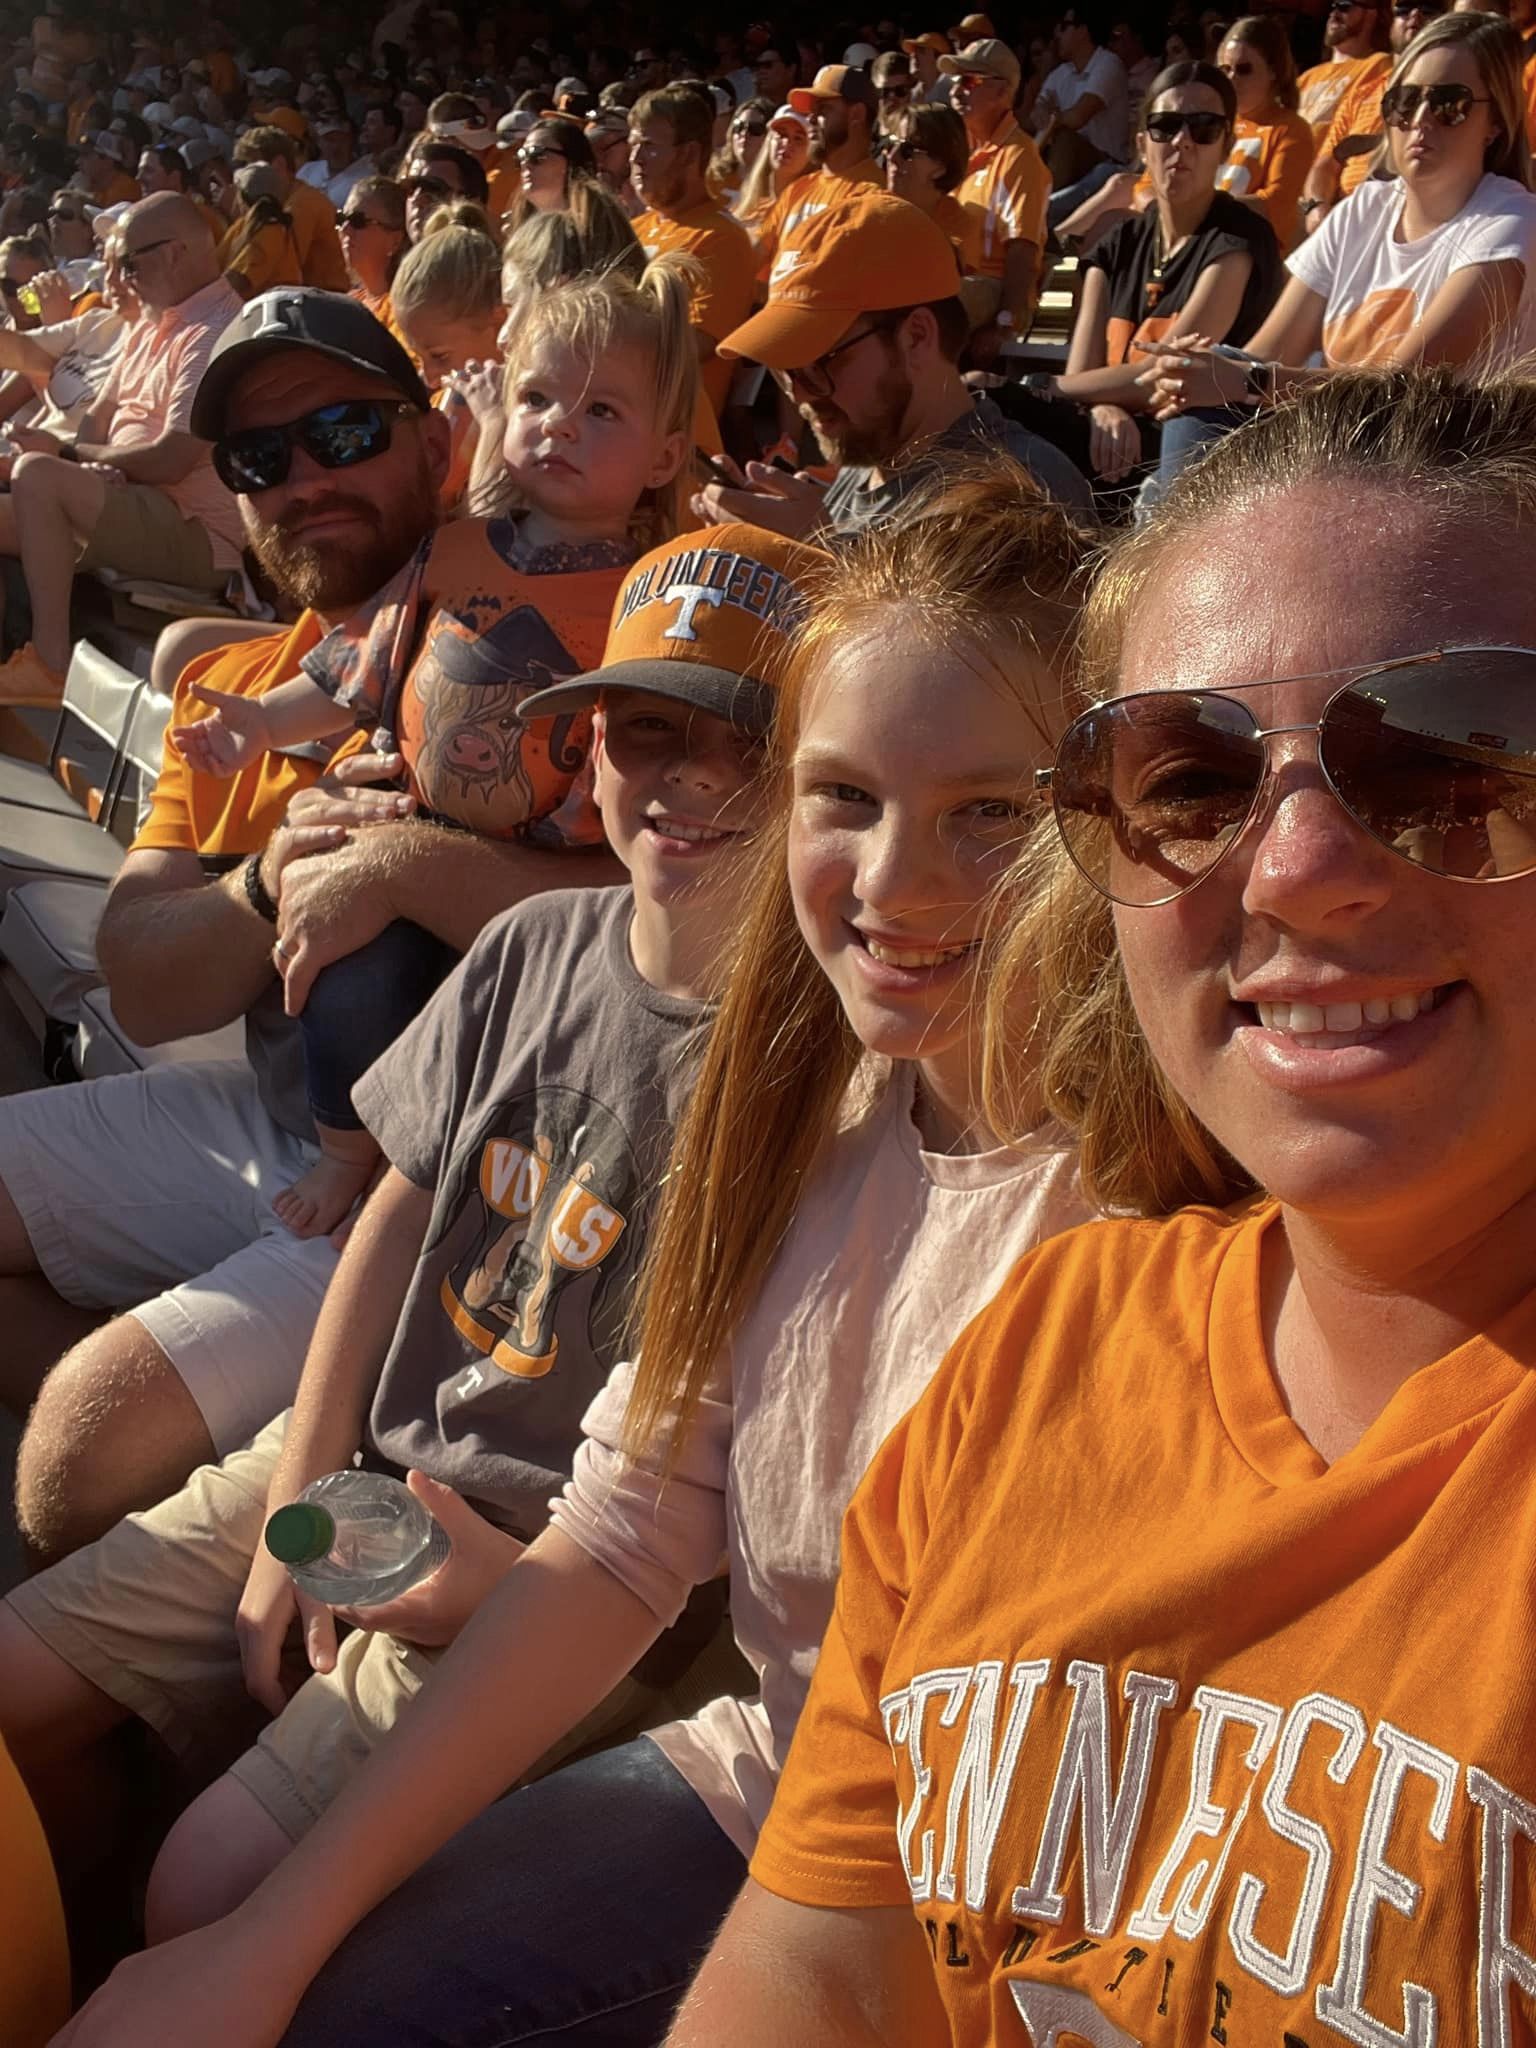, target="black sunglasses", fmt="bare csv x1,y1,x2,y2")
213,399,422,495
1392,1,1446,14
1145,108,1229,144
1382,79,1491,126
732,116,768,134
891,137,931,159
121,234,180,277
336,208,389,229
1038,647,1536,906
518,144,567,166
879,80,913,96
